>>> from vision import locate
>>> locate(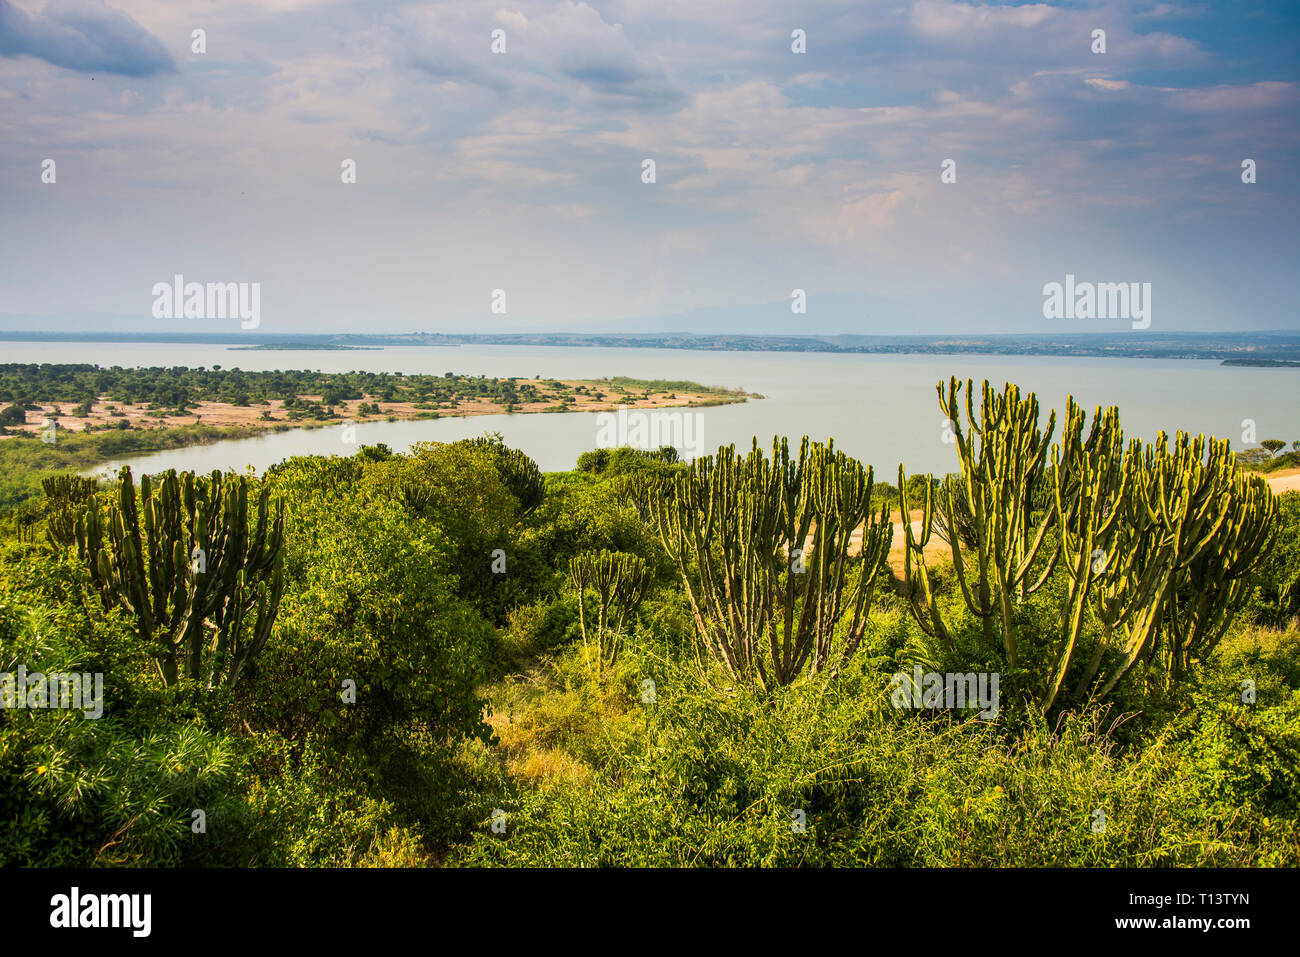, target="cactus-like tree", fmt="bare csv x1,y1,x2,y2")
1043,398,1128,710
73,467,285,689
1164,469,1277,674
1079,432,1276,698
900,379,1277,710
634,437,893,690
41,473,100,548
568,549,651,671
899,378,1059,665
